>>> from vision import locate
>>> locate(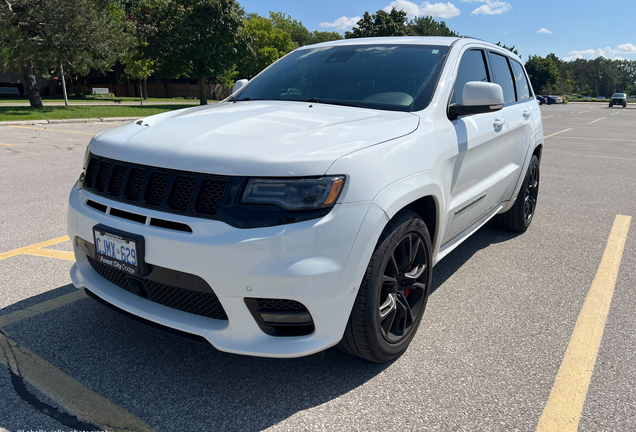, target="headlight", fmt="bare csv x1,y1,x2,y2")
83,147,91,170
241,176,345,211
